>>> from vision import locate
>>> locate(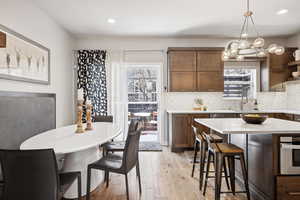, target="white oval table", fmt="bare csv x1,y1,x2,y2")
20,122,122,199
